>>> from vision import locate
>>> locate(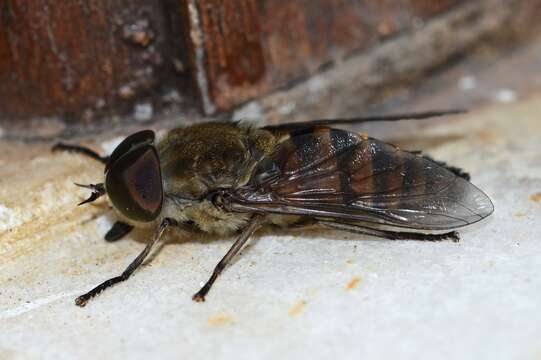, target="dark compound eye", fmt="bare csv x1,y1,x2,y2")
105,130,155,174
105,145,163,222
